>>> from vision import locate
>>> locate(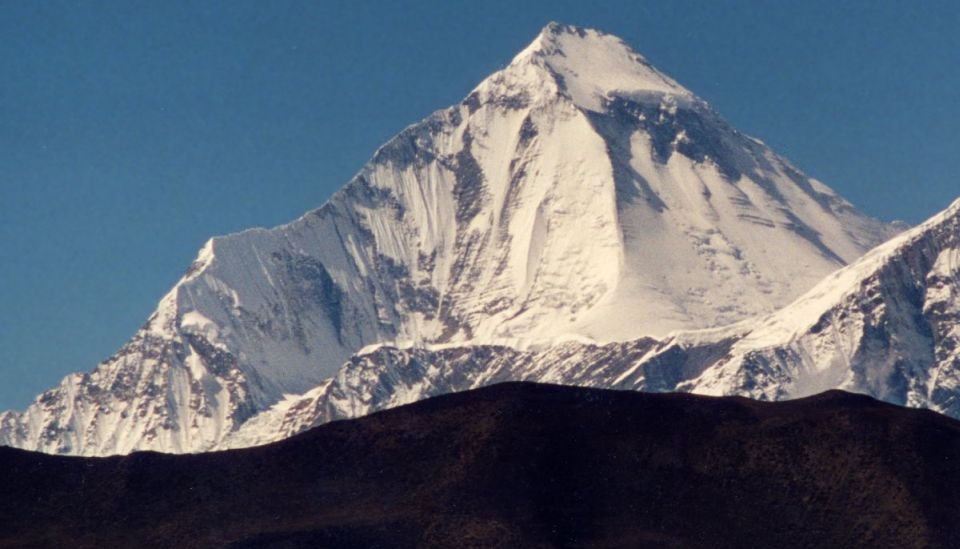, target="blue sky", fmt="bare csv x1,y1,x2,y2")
1,0,958,409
